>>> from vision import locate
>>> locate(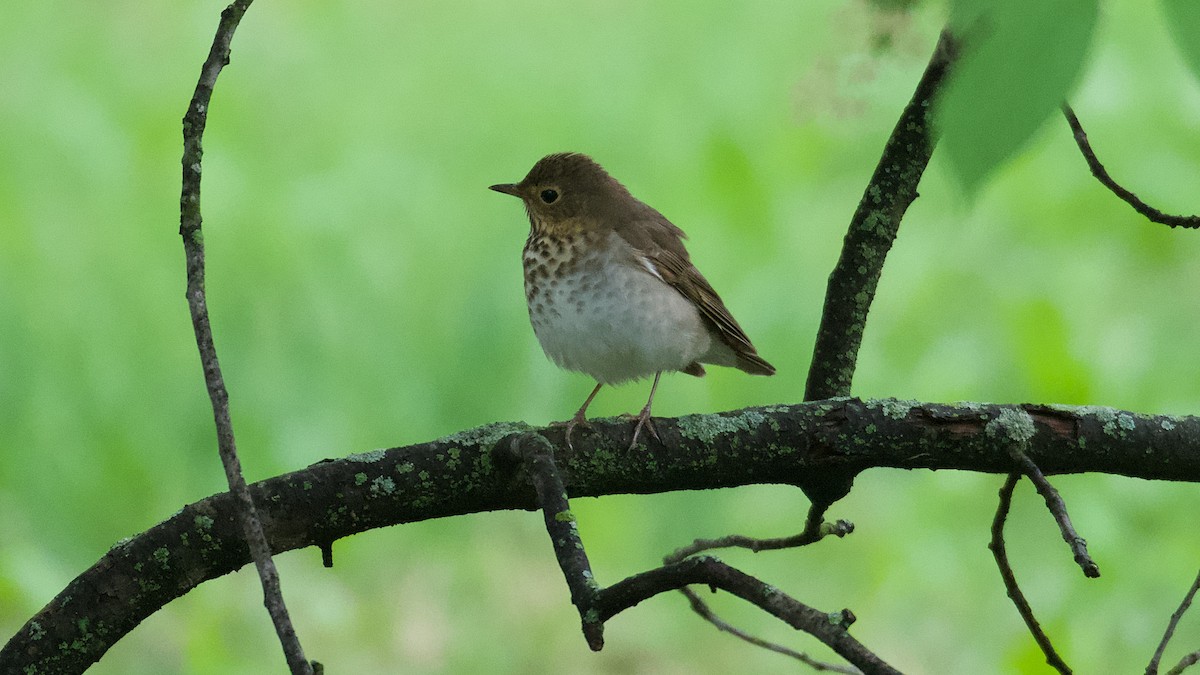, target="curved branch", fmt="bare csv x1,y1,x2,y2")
666,503,854,563
5,399,1200,673
1147,567,1200,674
663,502,854,670
593,557,898,674
511,434,604,649
1004,443,1099,578
1062,106,1200,229
179,1,312,672
679,587,862,673
991,473,1073,674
